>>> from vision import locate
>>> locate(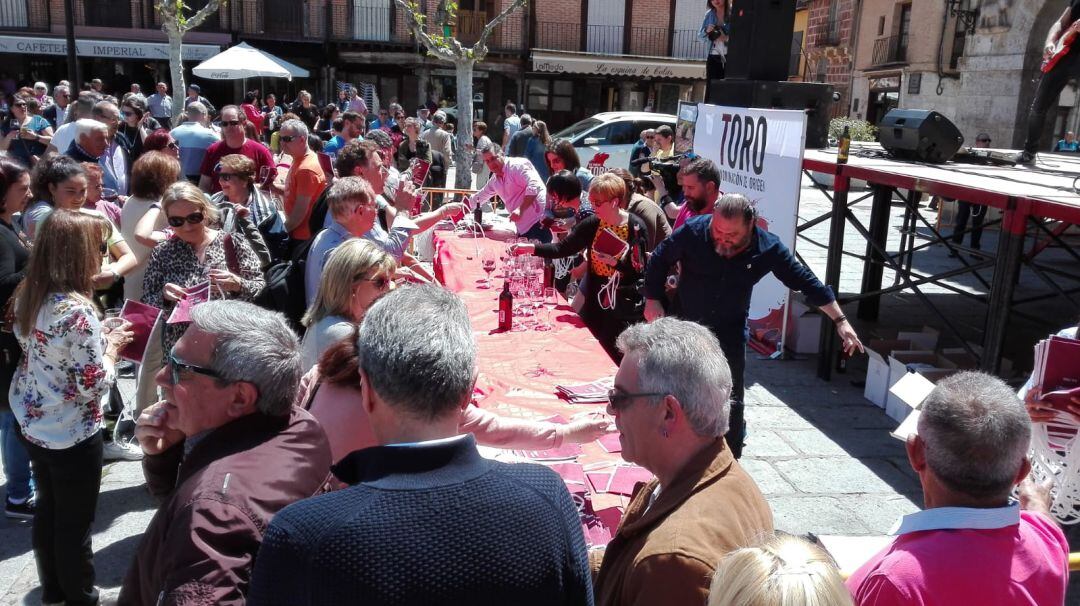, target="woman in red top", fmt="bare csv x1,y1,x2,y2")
240,91,264,139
